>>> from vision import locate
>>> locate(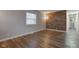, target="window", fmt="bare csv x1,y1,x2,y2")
26,13,36,25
